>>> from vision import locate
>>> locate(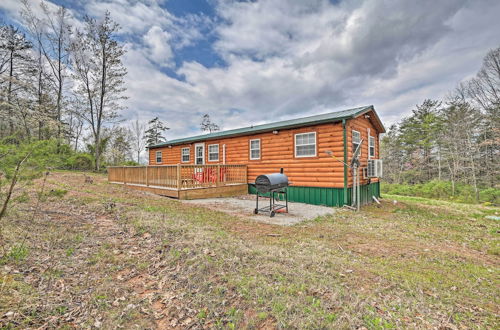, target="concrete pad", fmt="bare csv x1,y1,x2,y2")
180,194,335,226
